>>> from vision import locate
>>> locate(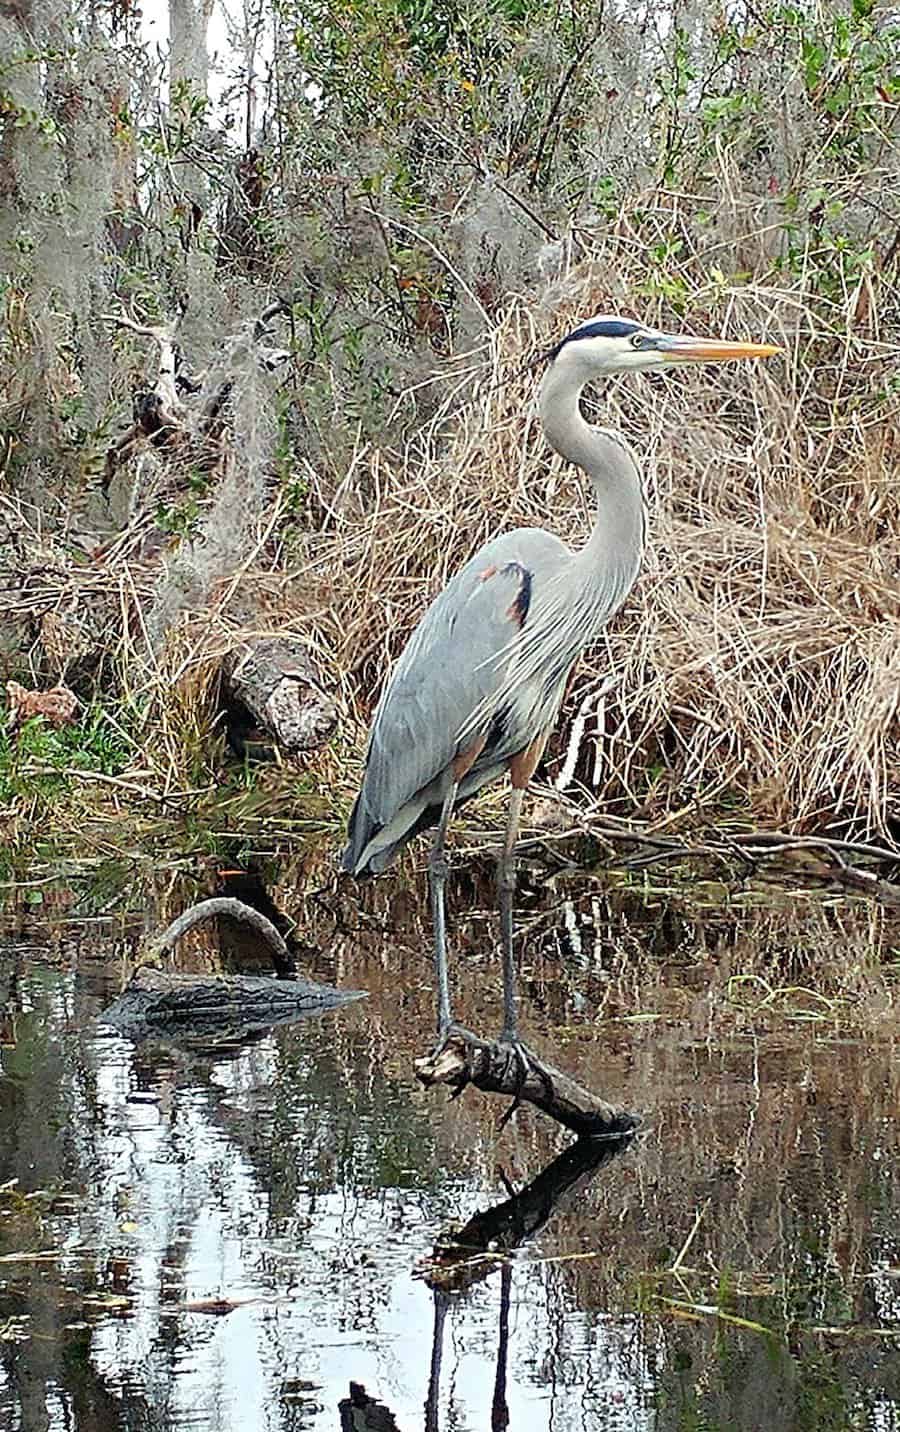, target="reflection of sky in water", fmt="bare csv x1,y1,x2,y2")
5,916,900,1432
37,1022,653,1431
